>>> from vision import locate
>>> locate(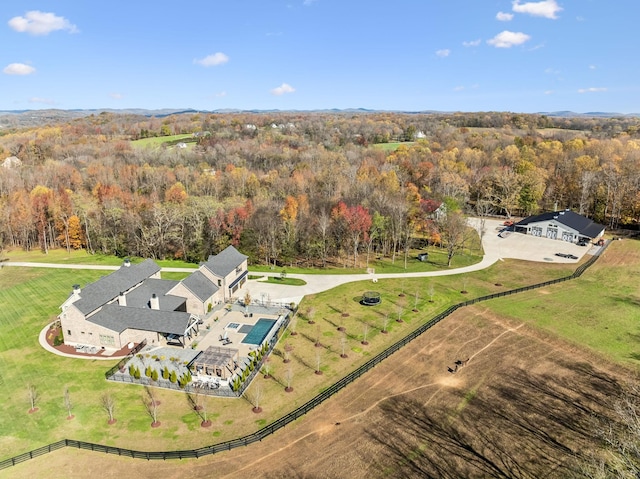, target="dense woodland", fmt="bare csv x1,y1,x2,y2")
0,111,639,265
